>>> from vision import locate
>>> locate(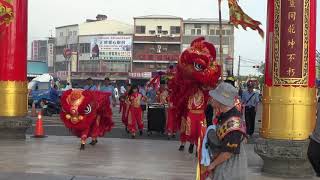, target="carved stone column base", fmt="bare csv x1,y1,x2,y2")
254,138,314,178
0,117,32,139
